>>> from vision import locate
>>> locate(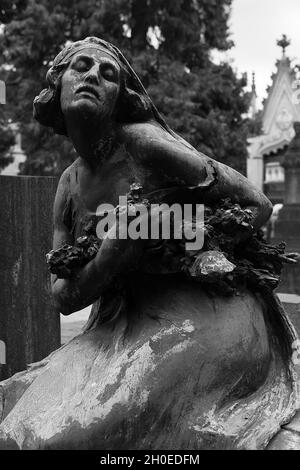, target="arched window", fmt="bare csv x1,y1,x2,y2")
265,162,285,183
